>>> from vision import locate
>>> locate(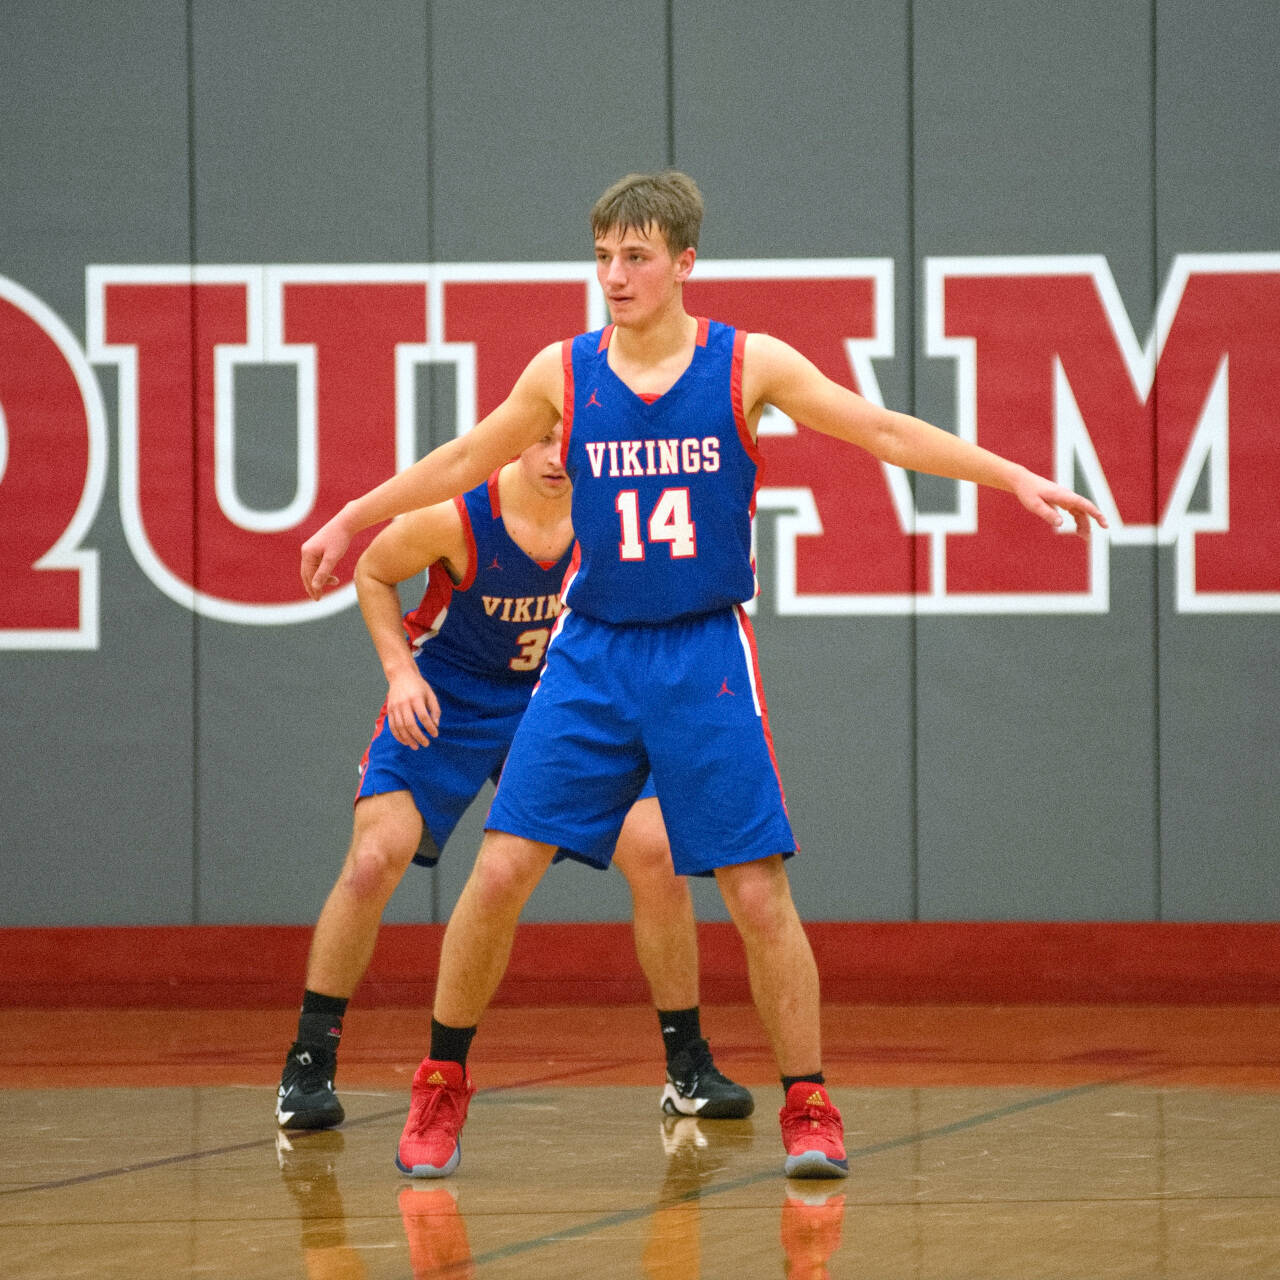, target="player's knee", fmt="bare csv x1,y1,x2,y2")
470,835,550,908
718,861,796,942
616,838,686,902
341,832,416,901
